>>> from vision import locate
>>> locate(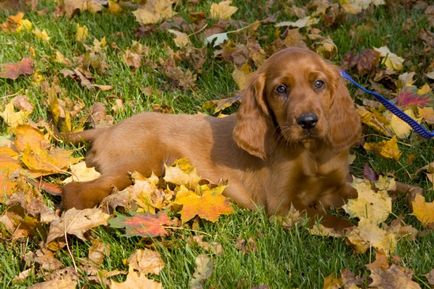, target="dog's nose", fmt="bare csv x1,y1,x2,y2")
296,113,318,129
